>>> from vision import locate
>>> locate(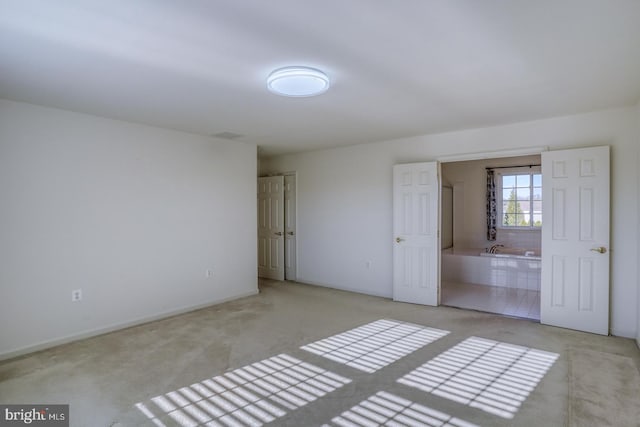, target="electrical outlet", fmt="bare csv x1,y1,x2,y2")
71,289,82,302
206,269,214,278
365,260,372,269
